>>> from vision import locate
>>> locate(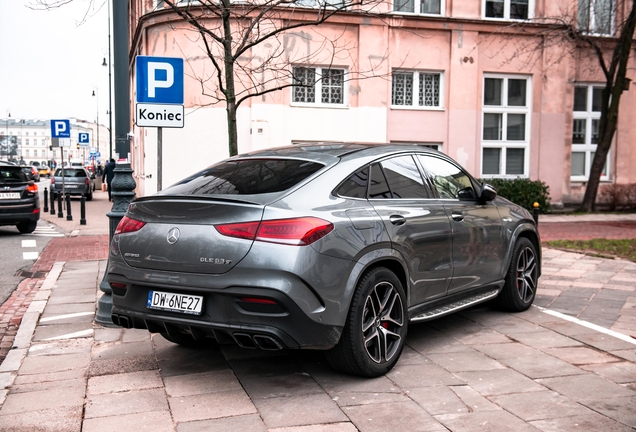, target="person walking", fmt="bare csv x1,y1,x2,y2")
102,158,116,201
